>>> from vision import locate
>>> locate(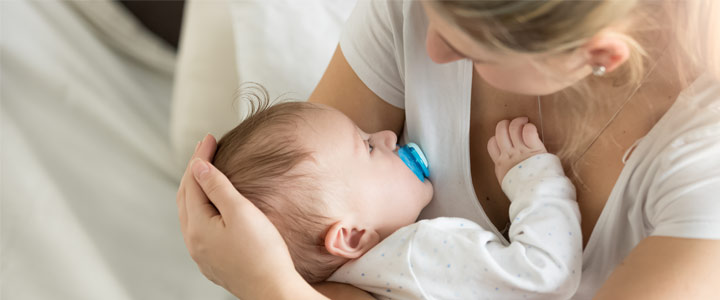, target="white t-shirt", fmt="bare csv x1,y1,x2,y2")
339,1,720,298
330,154,582,300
